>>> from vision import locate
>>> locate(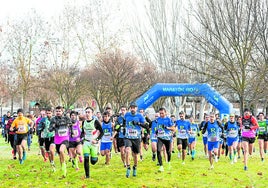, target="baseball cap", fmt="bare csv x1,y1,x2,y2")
129,102,137,107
